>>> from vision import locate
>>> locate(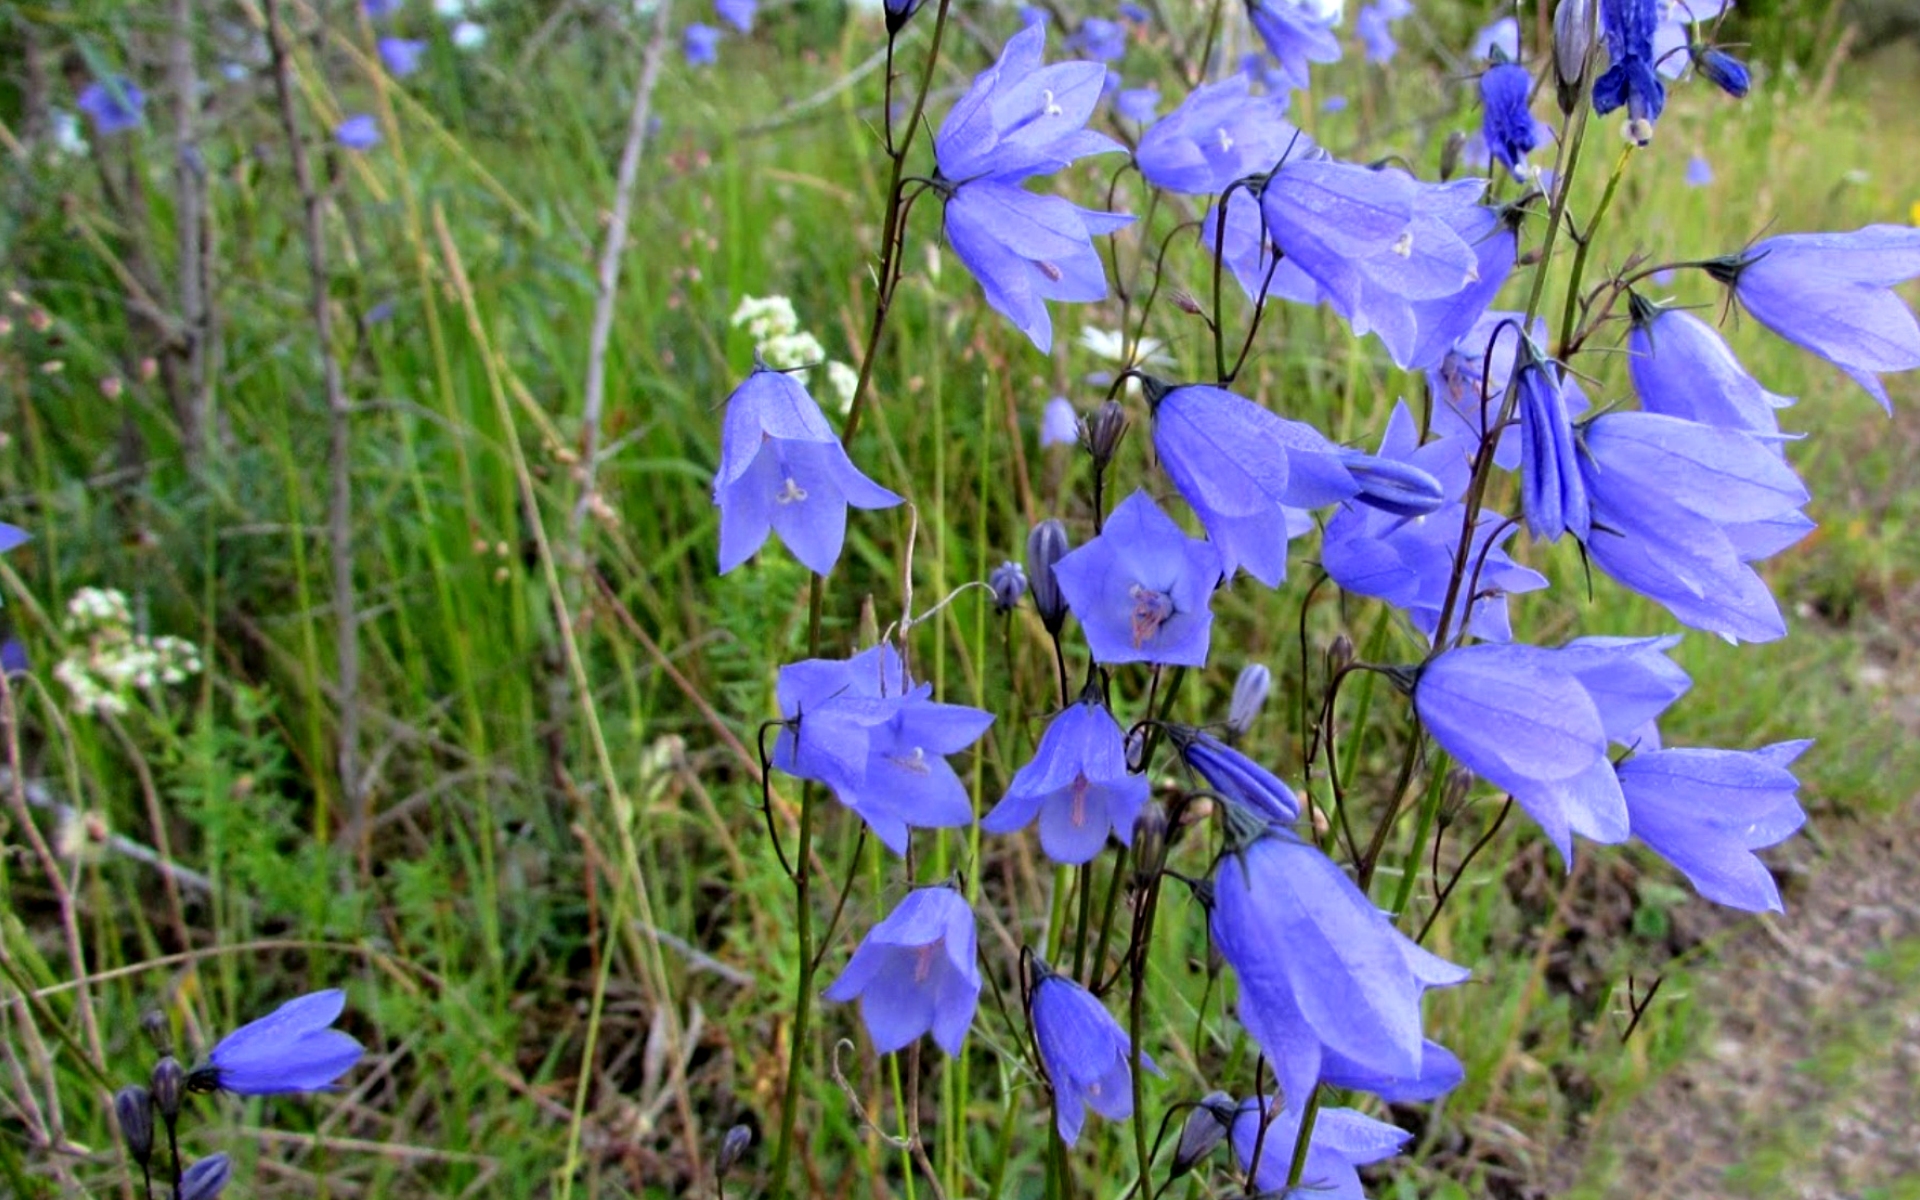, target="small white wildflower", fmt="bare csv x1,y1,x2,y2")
760,330,826,372
825,361,859,414
49,110,88,158
730,295,801,343
1076,328,1173,368
433,0,470,17
451,20,488,49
